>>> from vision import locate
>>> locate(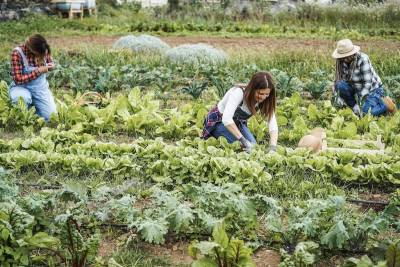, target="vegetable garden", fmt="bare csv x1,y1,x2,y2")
0,1,400,266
